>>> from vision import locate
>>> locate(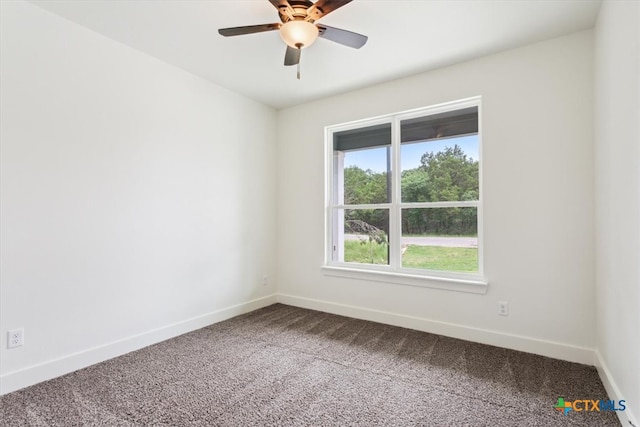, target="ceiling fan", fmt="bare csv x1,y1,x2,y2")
218,0,368,79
